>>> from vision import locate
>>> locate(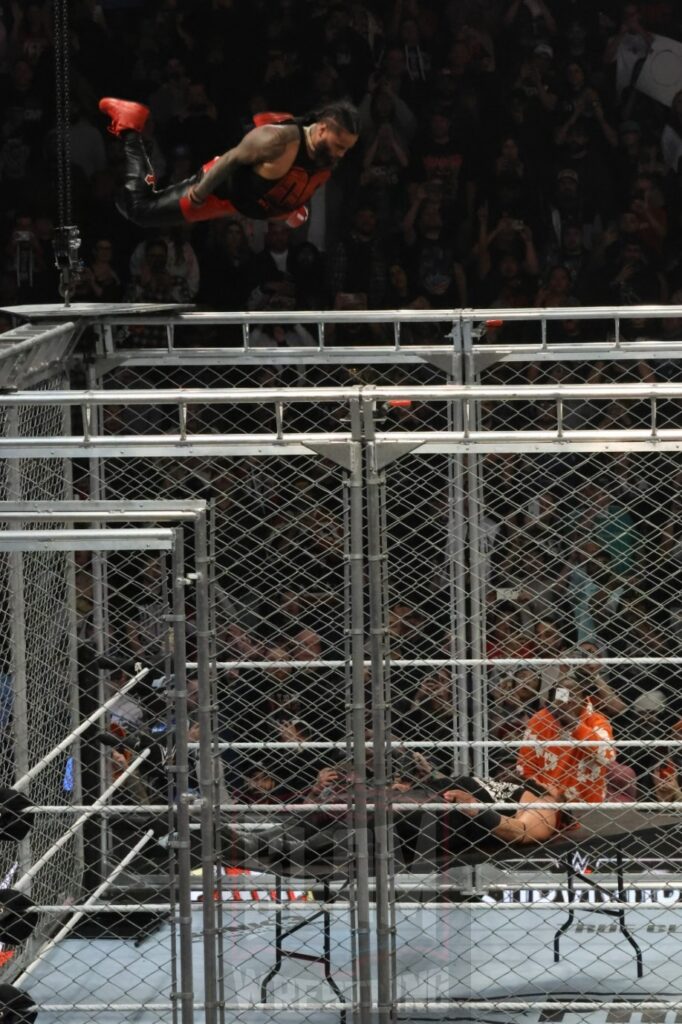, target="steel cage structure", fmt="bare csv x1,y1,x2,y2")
0,525,198,1022
3,303,682,1024
0,502,221,1022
